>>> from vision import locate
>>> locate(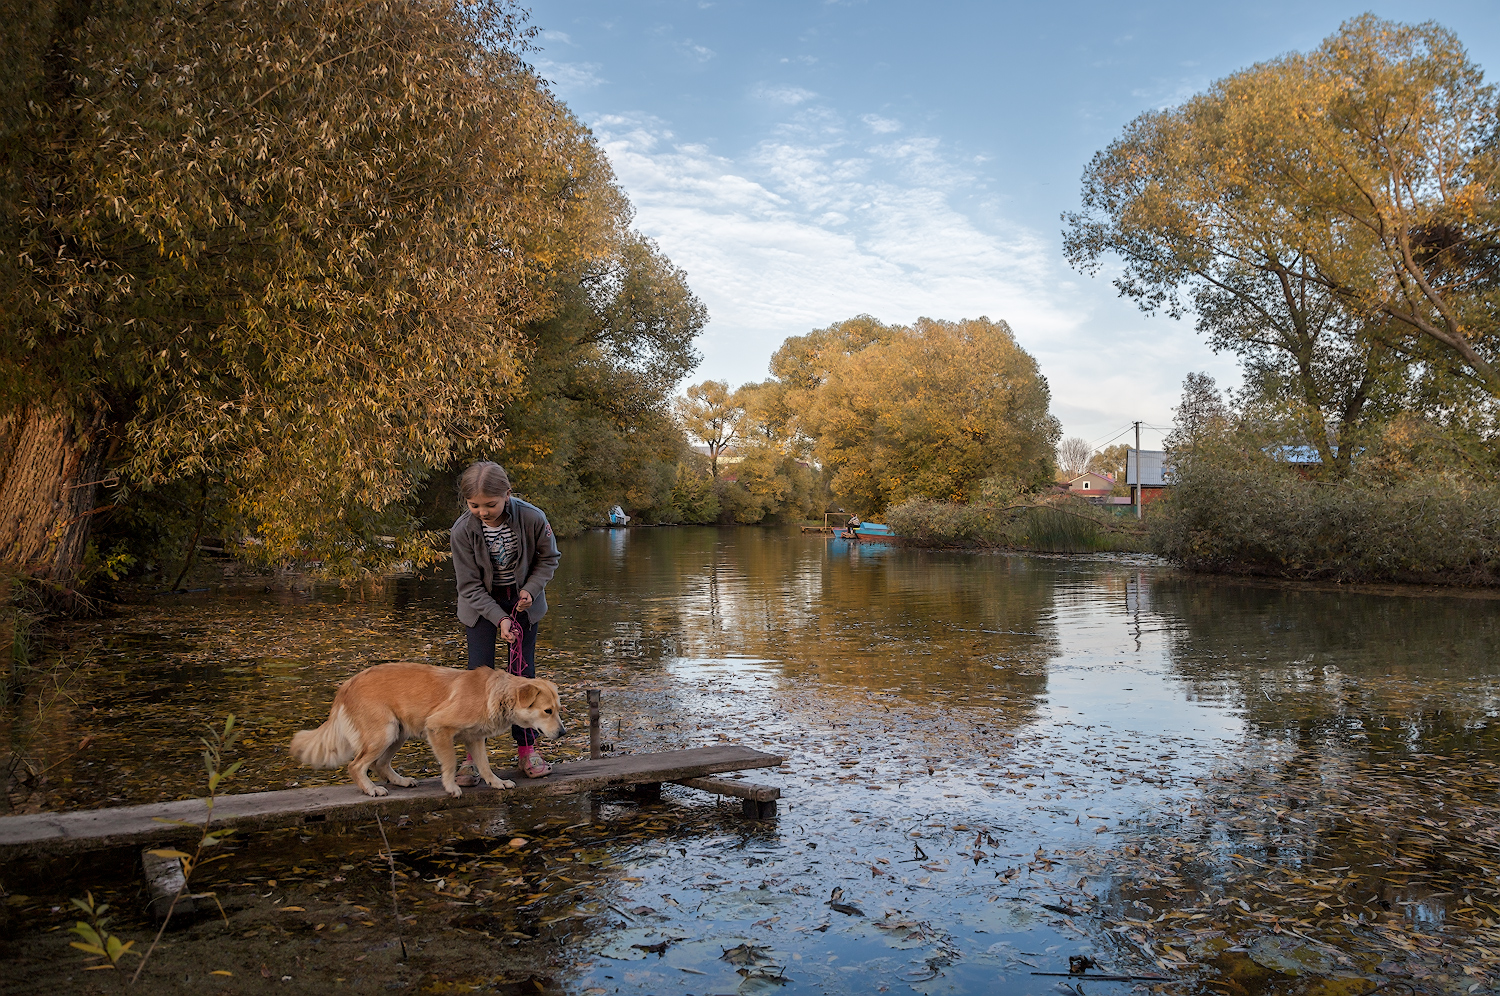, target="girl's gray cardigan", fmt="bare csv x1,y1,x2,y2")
450,497,560,628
